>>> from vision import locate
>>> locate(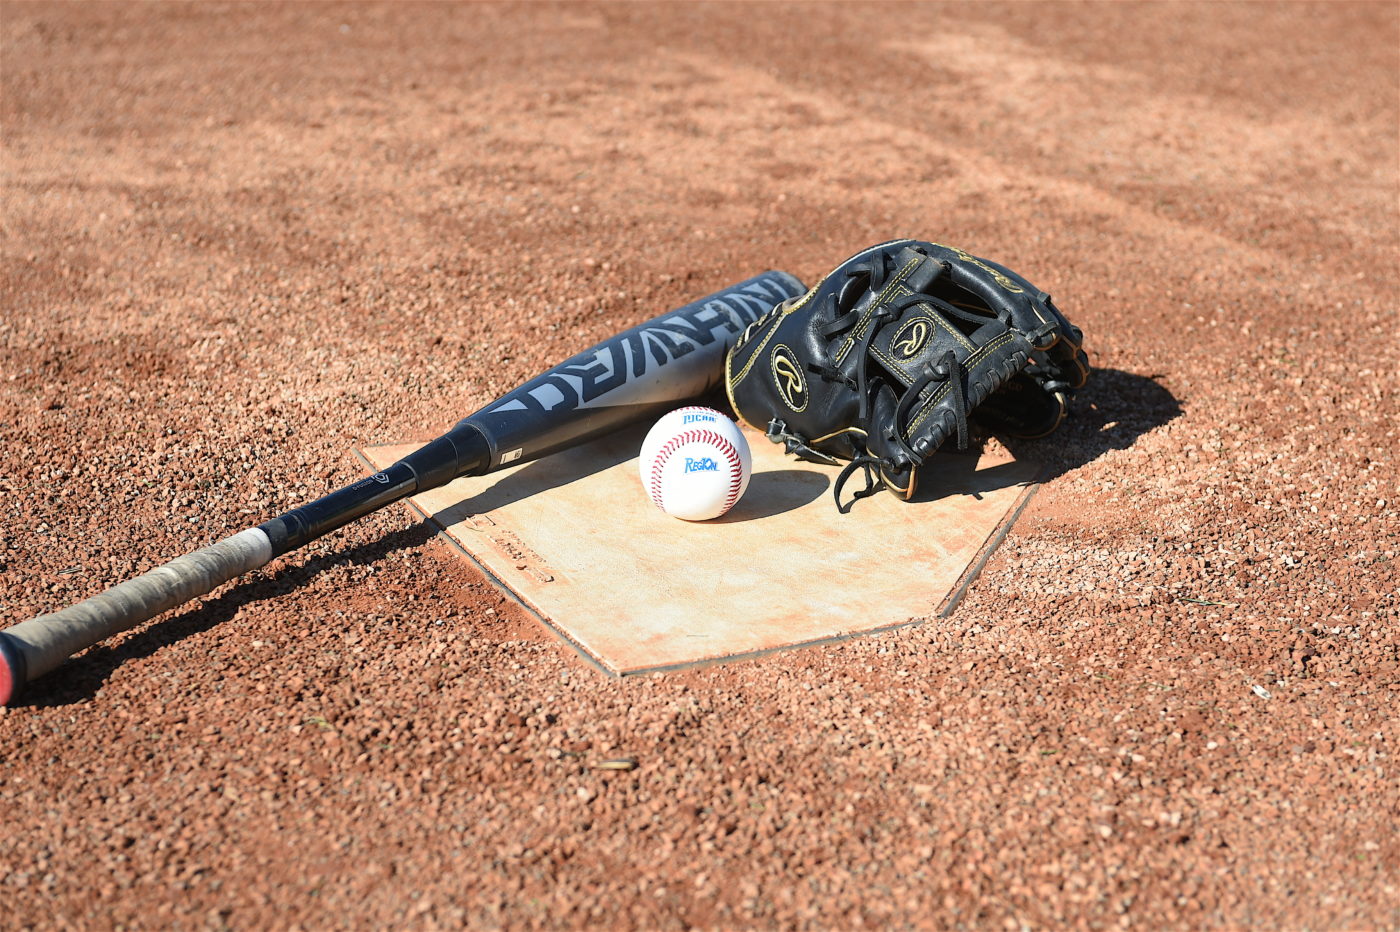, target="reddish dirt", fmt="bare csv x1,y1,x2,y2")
2,2,1397,928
